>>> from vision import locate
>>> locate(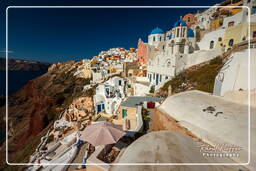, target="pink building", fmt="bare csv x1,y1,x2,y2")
137,39,148,65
